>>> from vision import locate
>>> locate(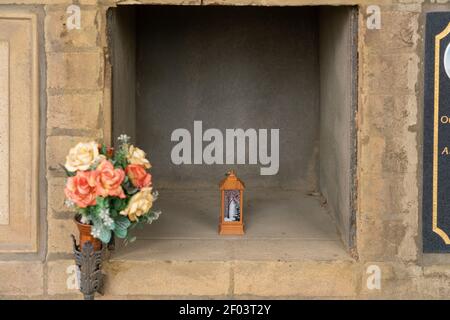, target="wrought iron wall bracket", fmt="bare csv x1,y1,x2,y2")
71,235,106,300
